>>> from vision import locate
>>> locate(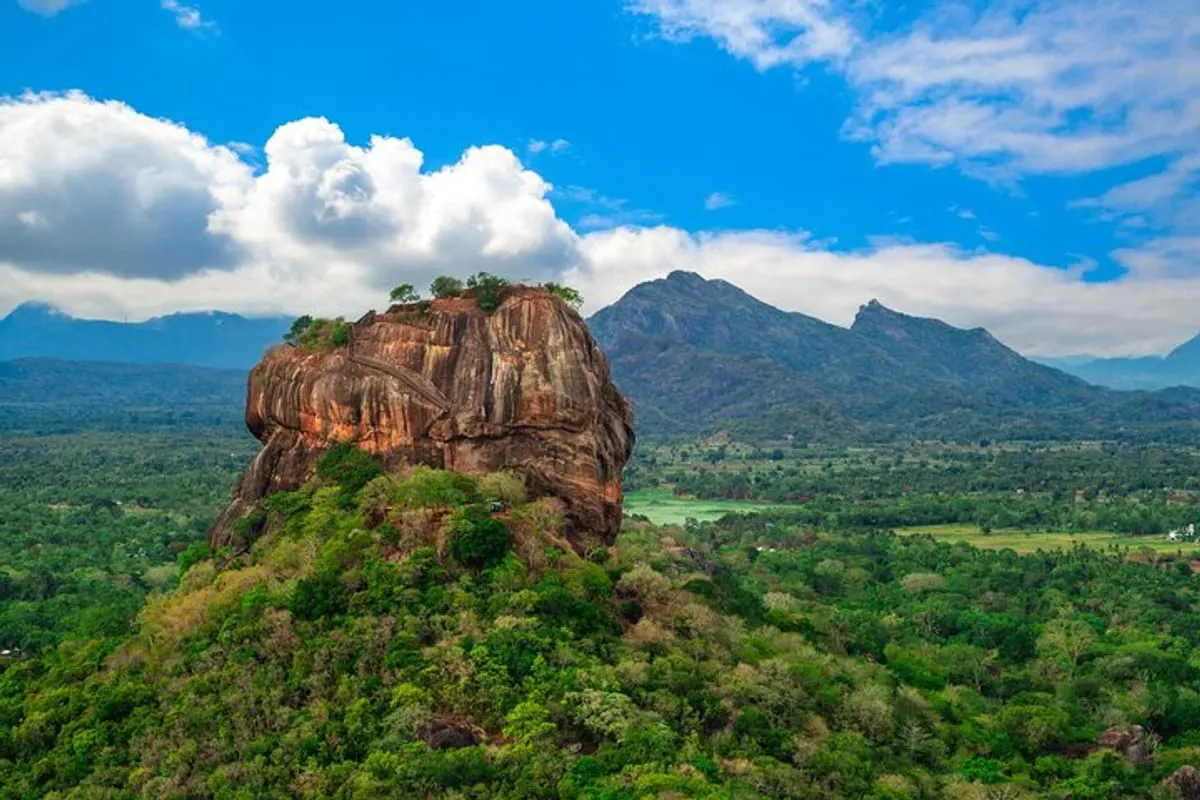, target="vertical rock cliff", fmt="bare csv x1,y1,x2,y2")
210,286,634,551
